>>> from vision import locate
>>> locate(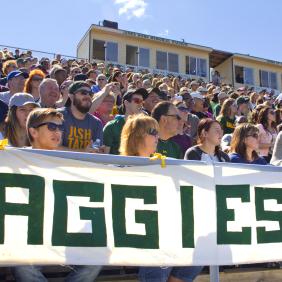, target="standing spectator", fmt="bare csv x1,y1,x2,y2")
216,98,237,134
212,70,221,86
229,123,267,165
151,101,182,159
24,69,45,102
59,81,103,151
185,118,229,162
256,106,278,163
103,89,146,154
0,70,28,105
39,78,60,108
4,93,39,147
